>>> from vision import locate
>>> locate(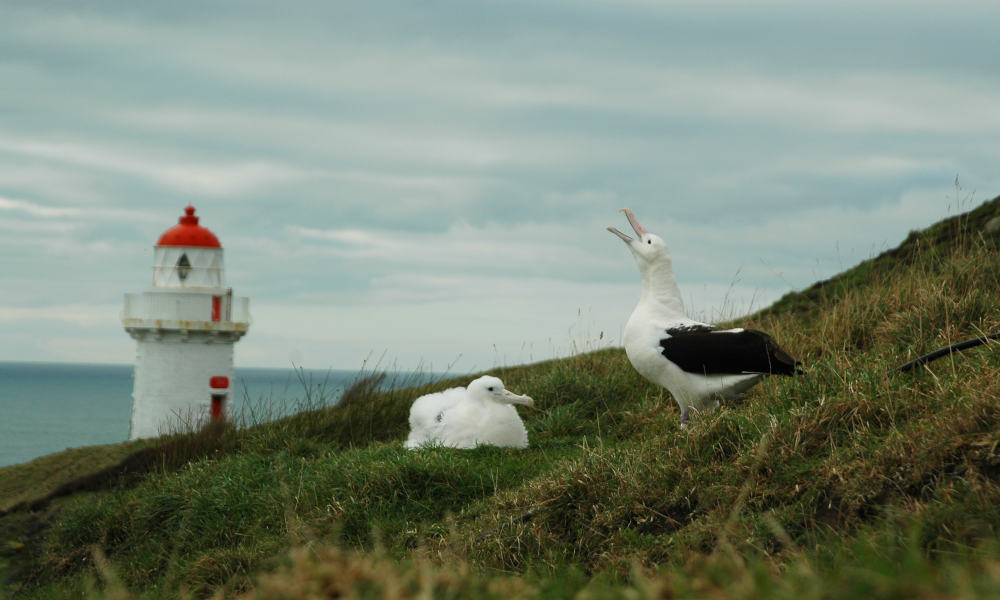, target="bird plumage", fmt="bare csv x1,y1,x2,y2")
404,375,533,449
659,324,800,375
609,208,801,425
